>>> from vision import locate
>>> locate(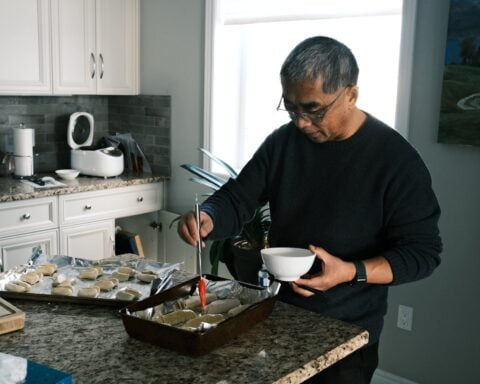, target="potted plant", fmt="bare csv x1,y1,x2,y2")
180,148,270,283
